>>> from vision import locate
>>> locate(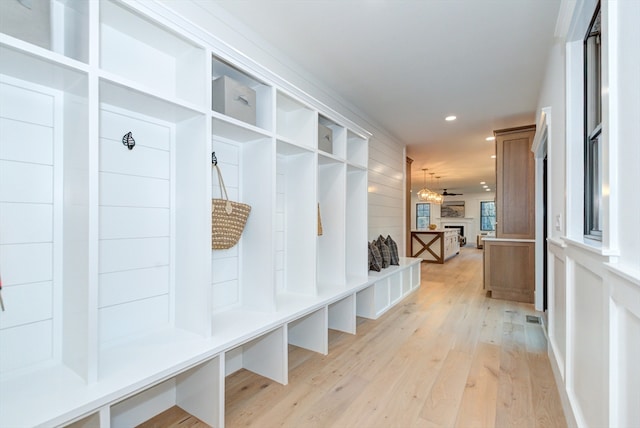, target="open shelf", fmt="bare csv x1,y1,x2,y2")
100,0,205,106
318,115,346,159
109,356,222,428
276,91,315,148
347,130,368,168
0,0,89,63
212,54,273,131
